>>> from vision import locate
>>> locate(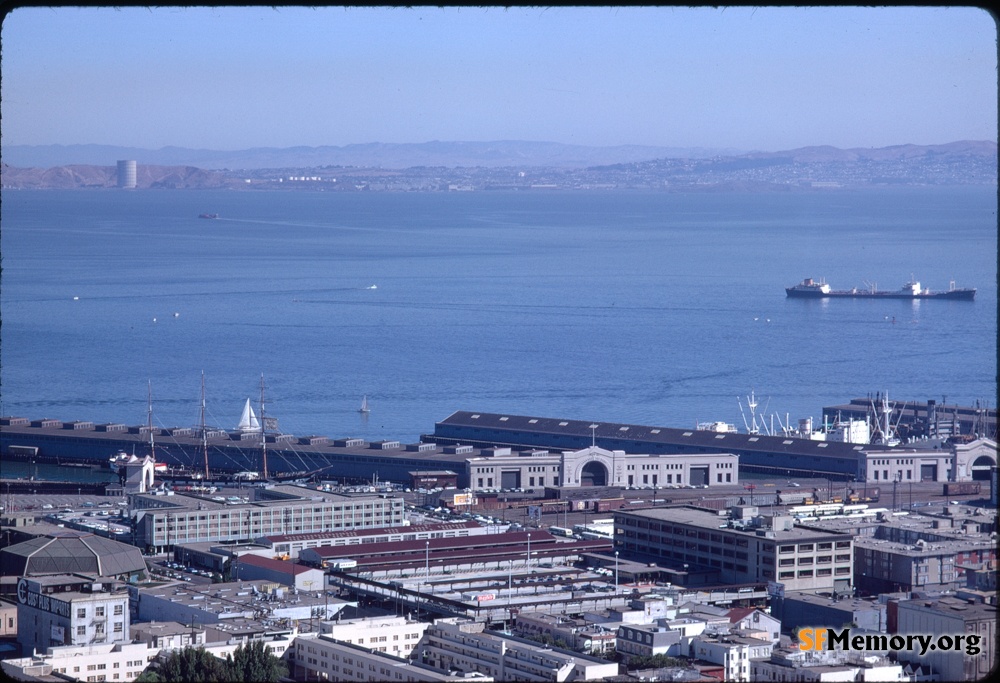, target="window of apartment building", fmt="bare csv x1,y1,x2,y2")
798,557,813,565
816,568,832,577
798,544,813,552
835,541,851,549
779,558,795,567
78,608,87,618
817,542,832,550
779,545,795,553
835,554,851,562
779,571,794,580
113,605,123,616
77,626,86,636
798,570,813,577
